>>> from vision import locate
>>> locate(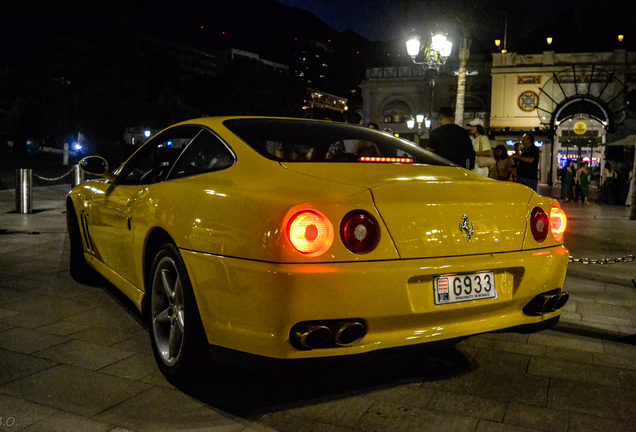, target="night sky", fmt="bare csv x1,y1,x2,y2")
273,0,619,48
